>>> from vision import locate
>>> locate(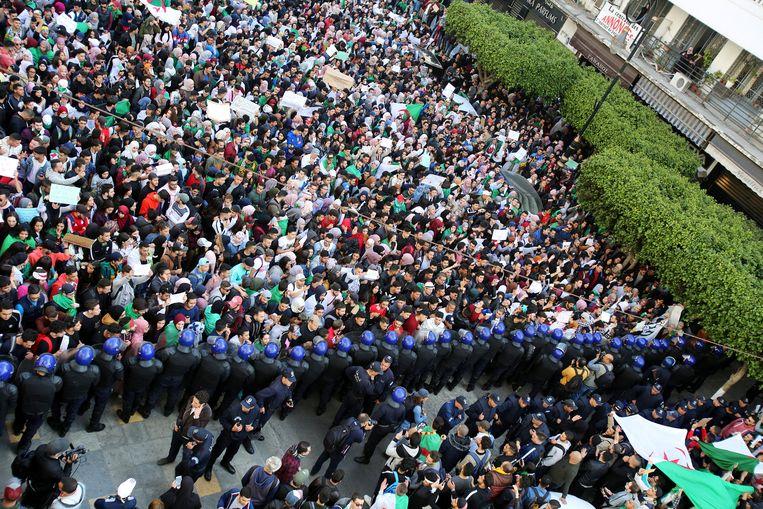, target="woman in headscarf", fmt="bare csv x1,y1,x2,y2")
115,205,135,231
159,476,201,509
